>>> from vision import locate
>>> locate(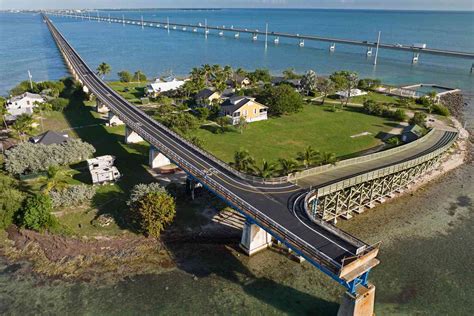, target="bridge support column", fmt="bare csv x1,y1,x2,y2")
124,126,144,144
337,284,375,316
107,112,124,126
149,146,171,169
83,85,90,94
96,99,110,113
412,52,420,63
240,220,272,256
